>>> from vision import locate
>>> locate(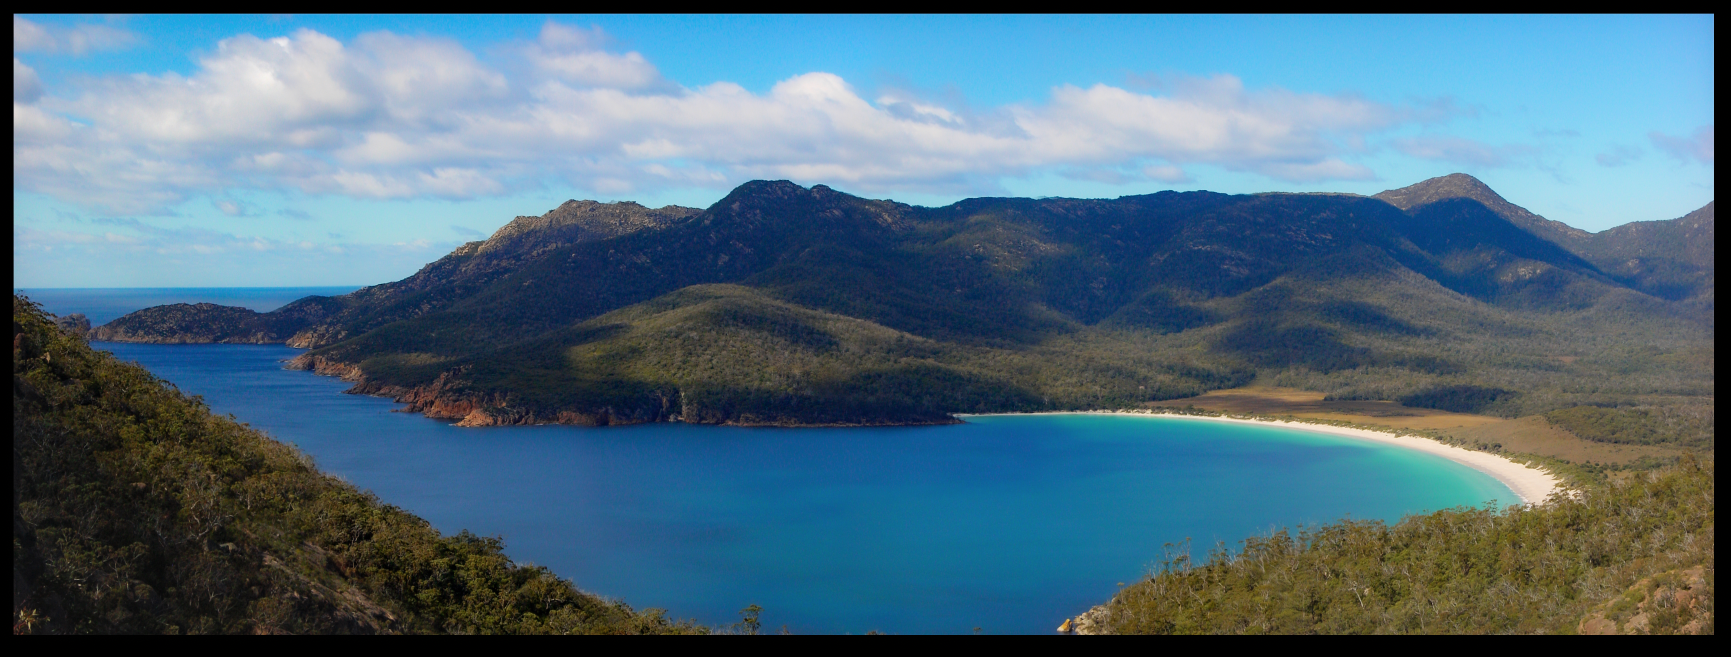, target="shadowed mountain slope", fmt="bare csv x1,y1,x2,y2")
1575,202,1714,305
91,176,1713,428
1374,173,1591,246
